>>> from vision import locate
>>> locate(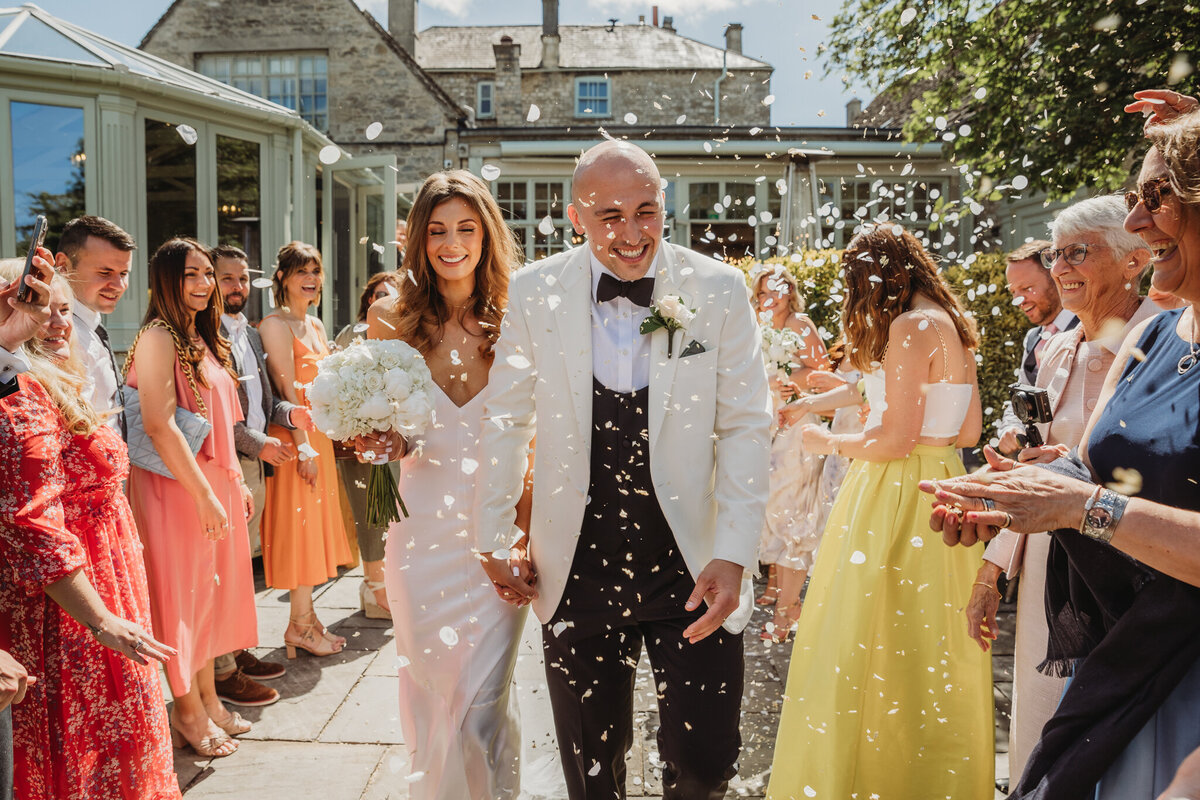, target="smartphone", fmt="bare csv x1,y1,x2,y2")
17,214,48,303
